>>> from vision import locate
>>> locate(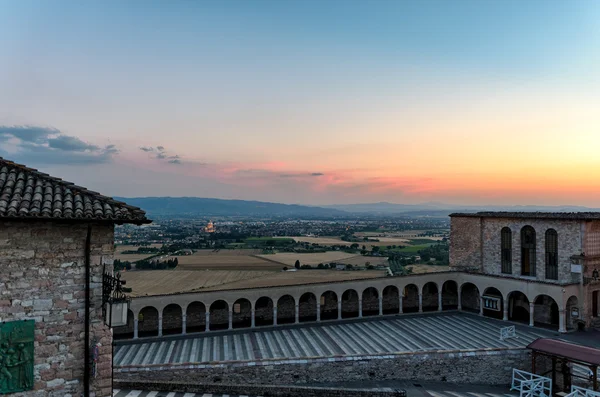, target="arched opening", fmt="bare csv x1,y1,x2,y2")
508,291,530,324
232,298,252,329
277,295,295,325
441,281,458,310
482,287,503,319
186,301,206,333
162,304,183,335
320,291,338,320
566,295,579,330
382,285,400,315
422,282,439,312
402,284,419,313
460,283,480,313
299,293,317,322
341,289,359,318
362,287,379,317
254,297,274,327
533,295,559,328
209,300,229,331
138,306,159,337
113,309,135,340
